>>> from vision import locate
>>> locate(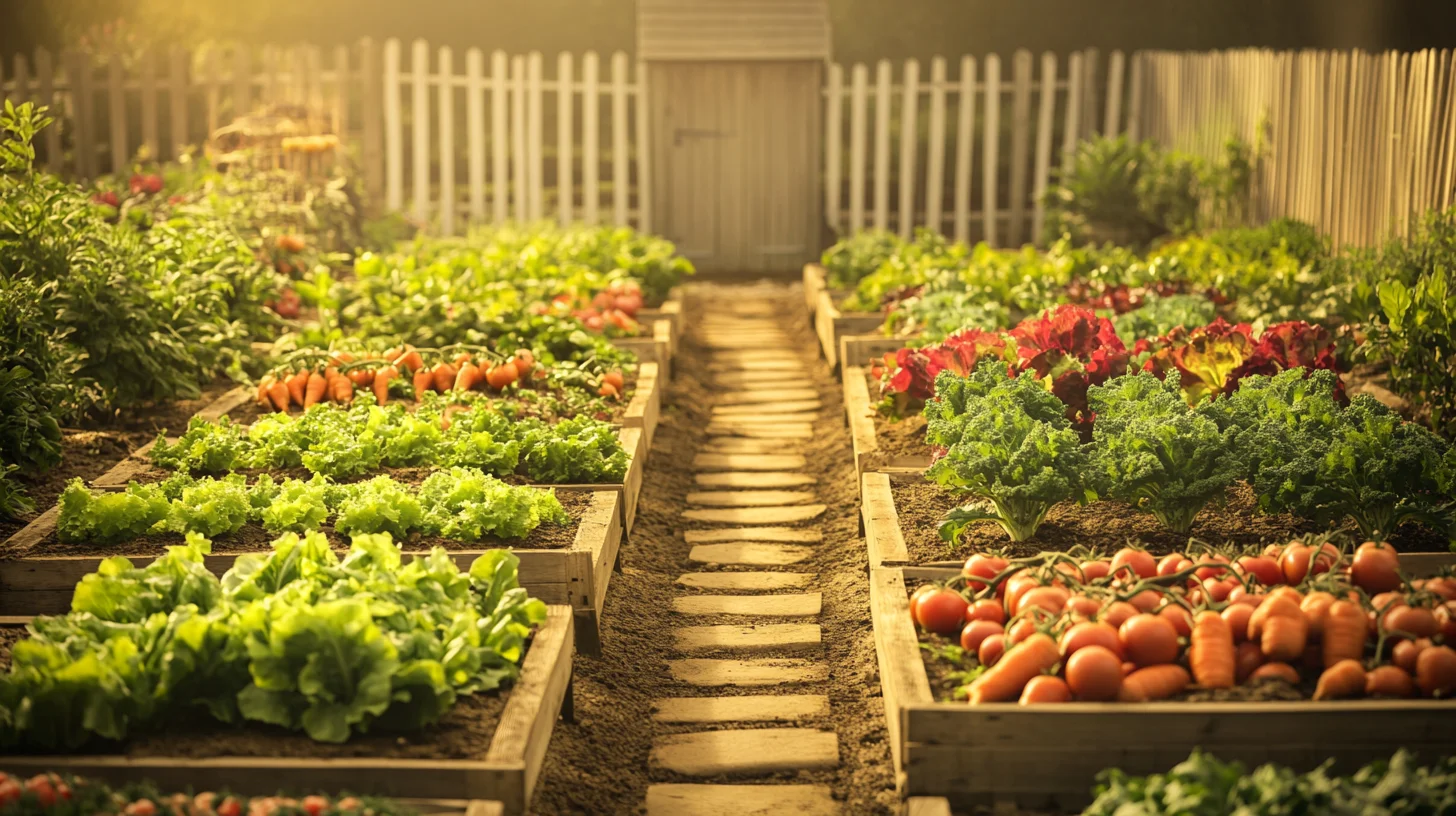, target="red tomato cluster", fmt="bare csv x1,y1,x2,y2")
910,539,1456,705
